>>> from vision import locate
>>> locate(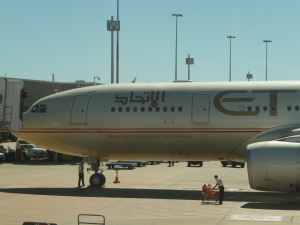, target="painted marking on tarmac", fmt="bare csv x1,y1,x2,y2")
230,215,283,222
228,189,249,191
0,185,29,189
176,190,187,196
